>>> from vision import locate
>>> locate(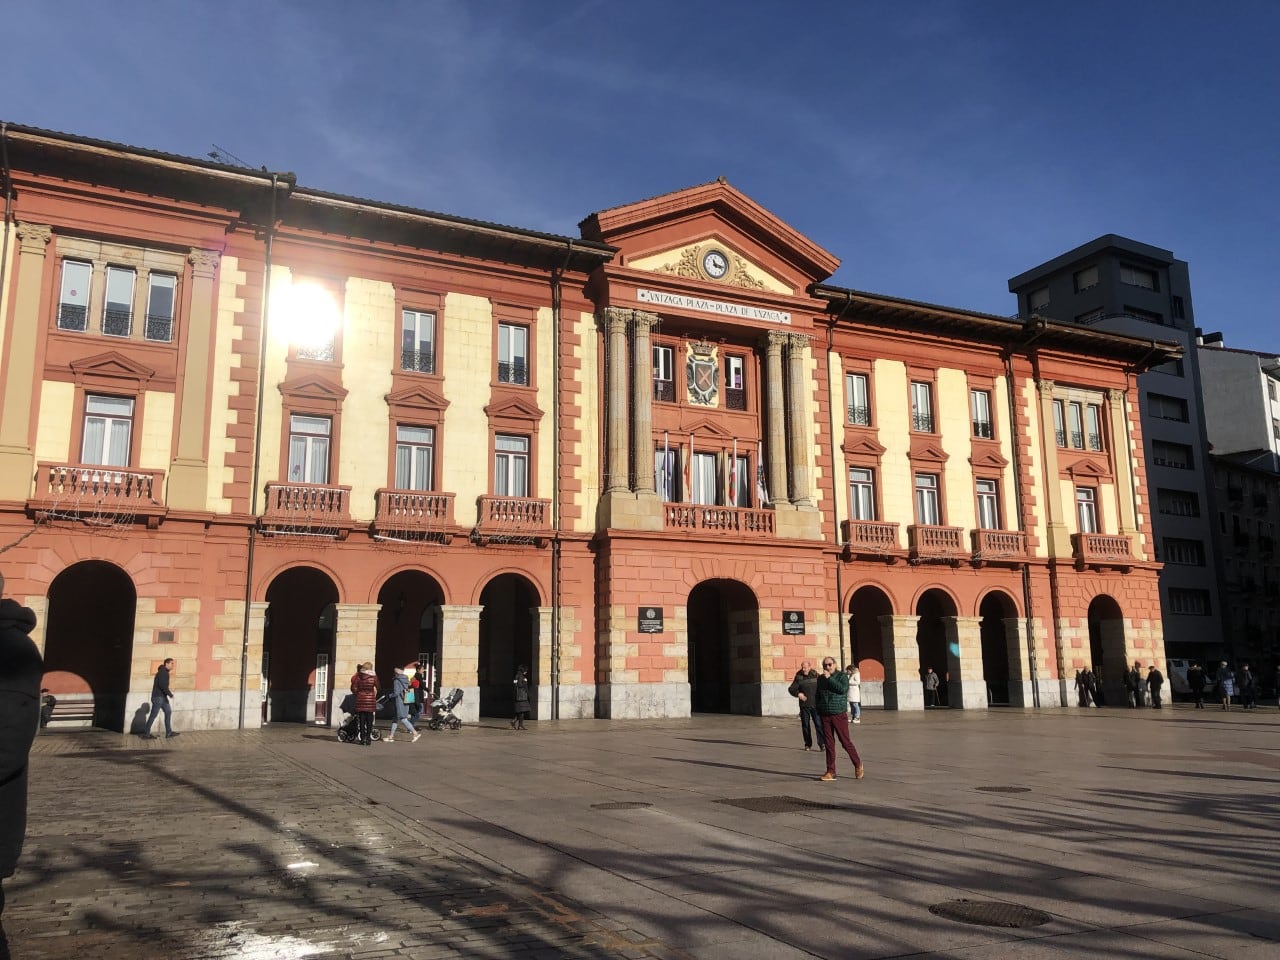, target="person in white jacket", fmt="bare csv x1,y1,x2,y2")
845,663,862,723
